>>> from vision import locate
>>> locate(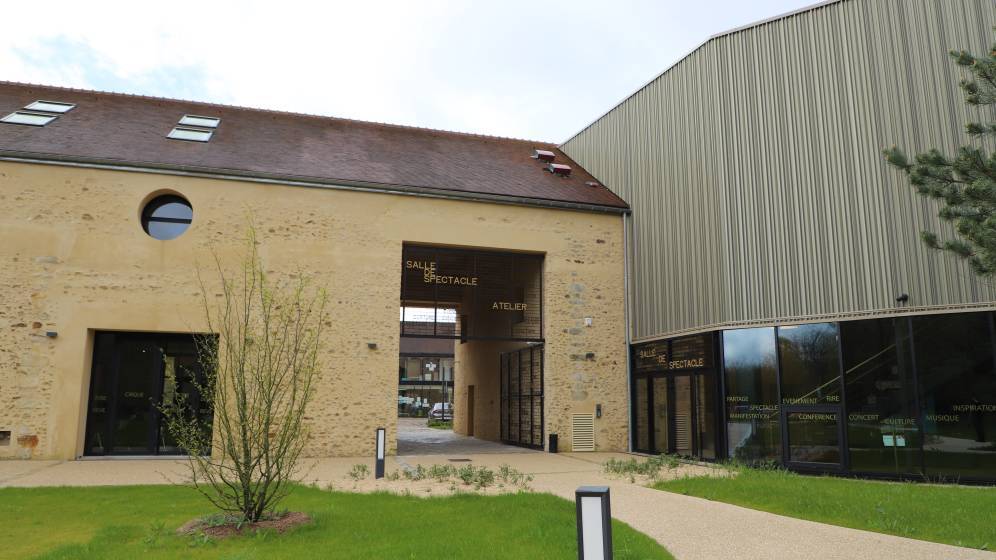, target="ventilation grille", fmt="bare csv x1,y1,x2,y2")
572,414,595,452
